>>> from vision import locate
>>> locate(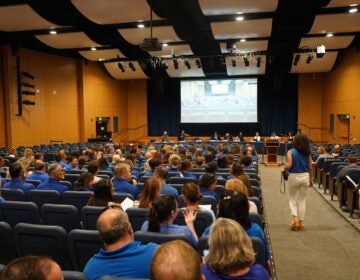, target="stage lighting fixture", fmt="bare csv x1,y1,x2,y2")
117,62,125,72
173,59,179,69
161,60,168,69
231,57,236,67
293,54,300,66
316,44,326,58
243,56,249,67
129,62,136,71
195,59,202,68
256,57,261,68
184,60,191,69
306,54,313,64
